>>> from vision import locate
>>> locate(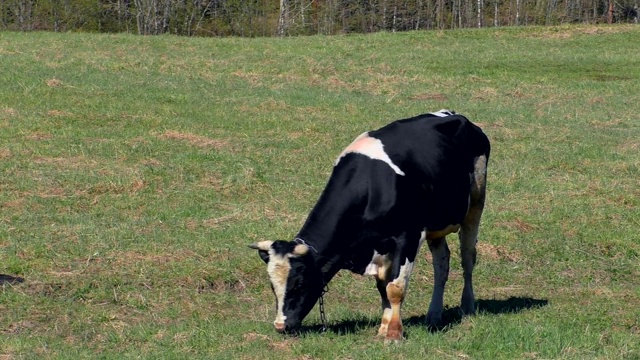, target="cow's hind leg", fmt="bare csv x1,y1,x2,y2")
459,154,488,315
425,236,450,327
